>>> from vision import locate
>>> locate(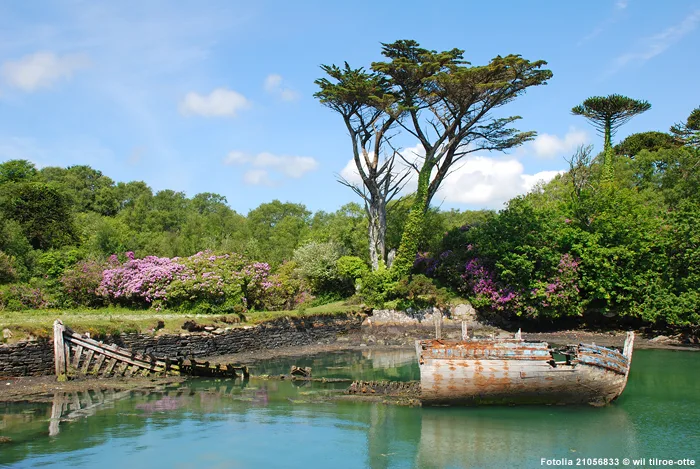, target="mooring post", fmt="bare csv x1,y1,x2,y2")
434,311,442,340
53,320,67,381
461,320,468,341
